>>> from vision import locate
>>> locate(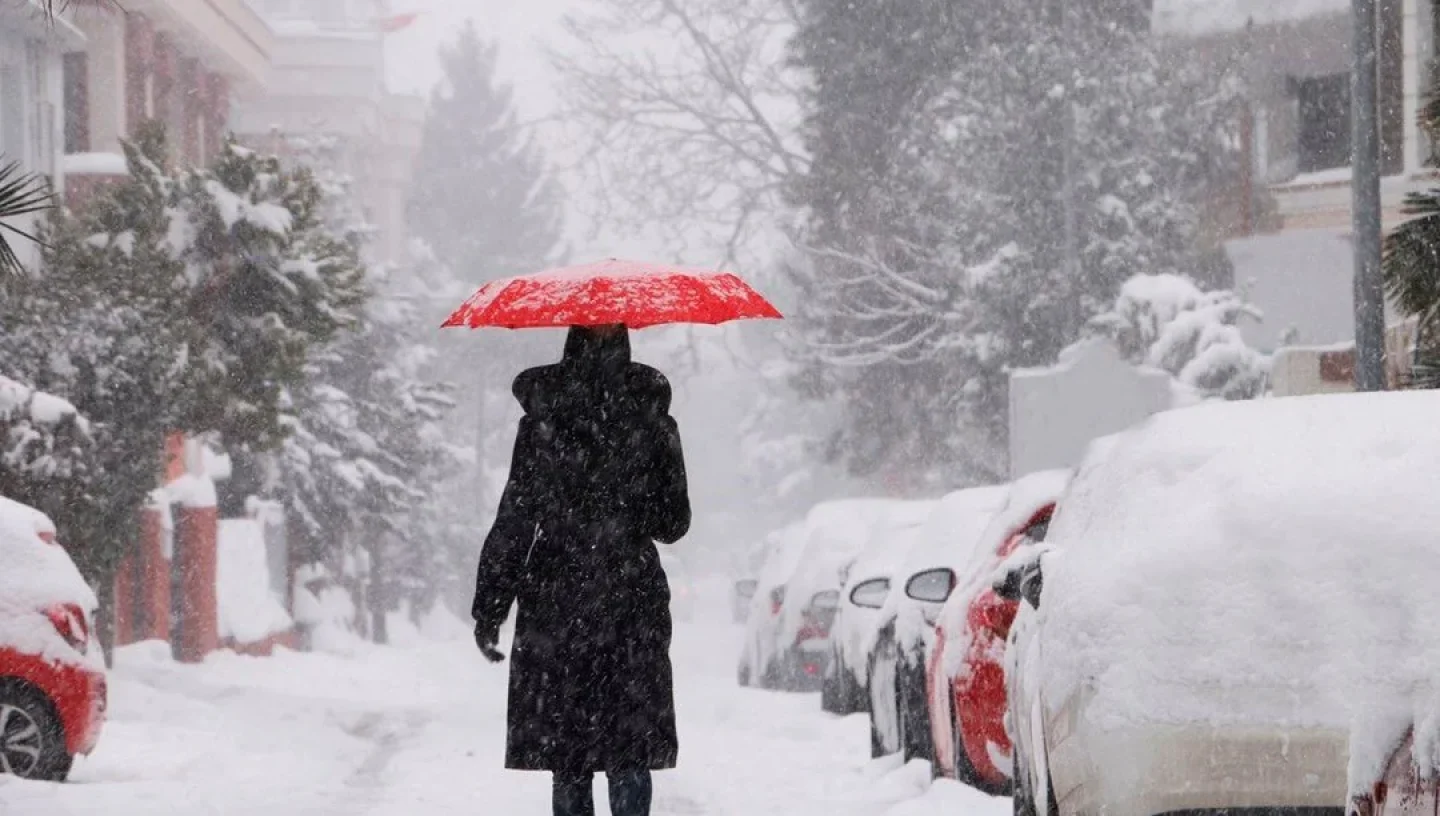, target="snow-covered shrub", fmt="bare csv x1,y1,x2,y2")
1090,273,1270,401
